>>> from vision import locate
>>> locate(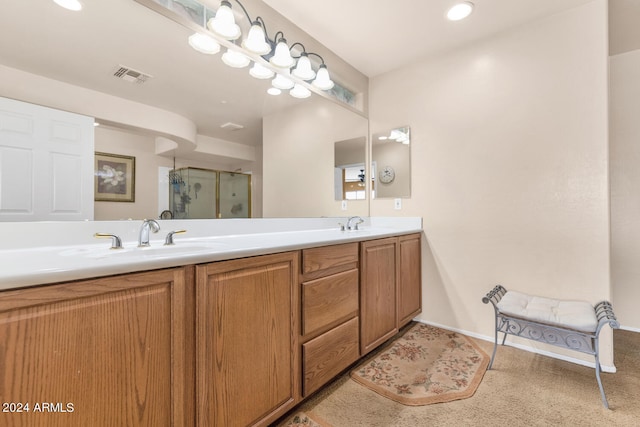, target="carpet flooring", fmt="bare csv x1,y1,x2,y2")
275,325,640,426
